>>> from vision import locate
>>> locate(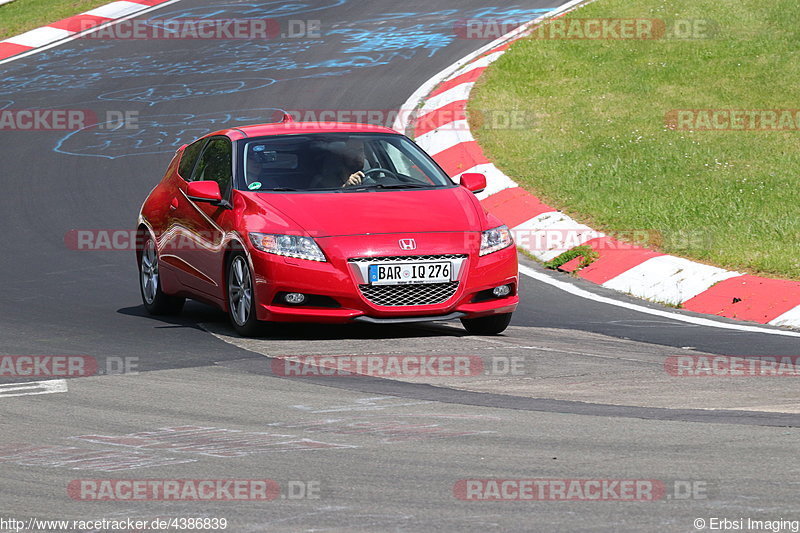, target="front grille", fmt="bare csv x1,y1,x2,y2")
359,282,459,307
349,254,467,263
